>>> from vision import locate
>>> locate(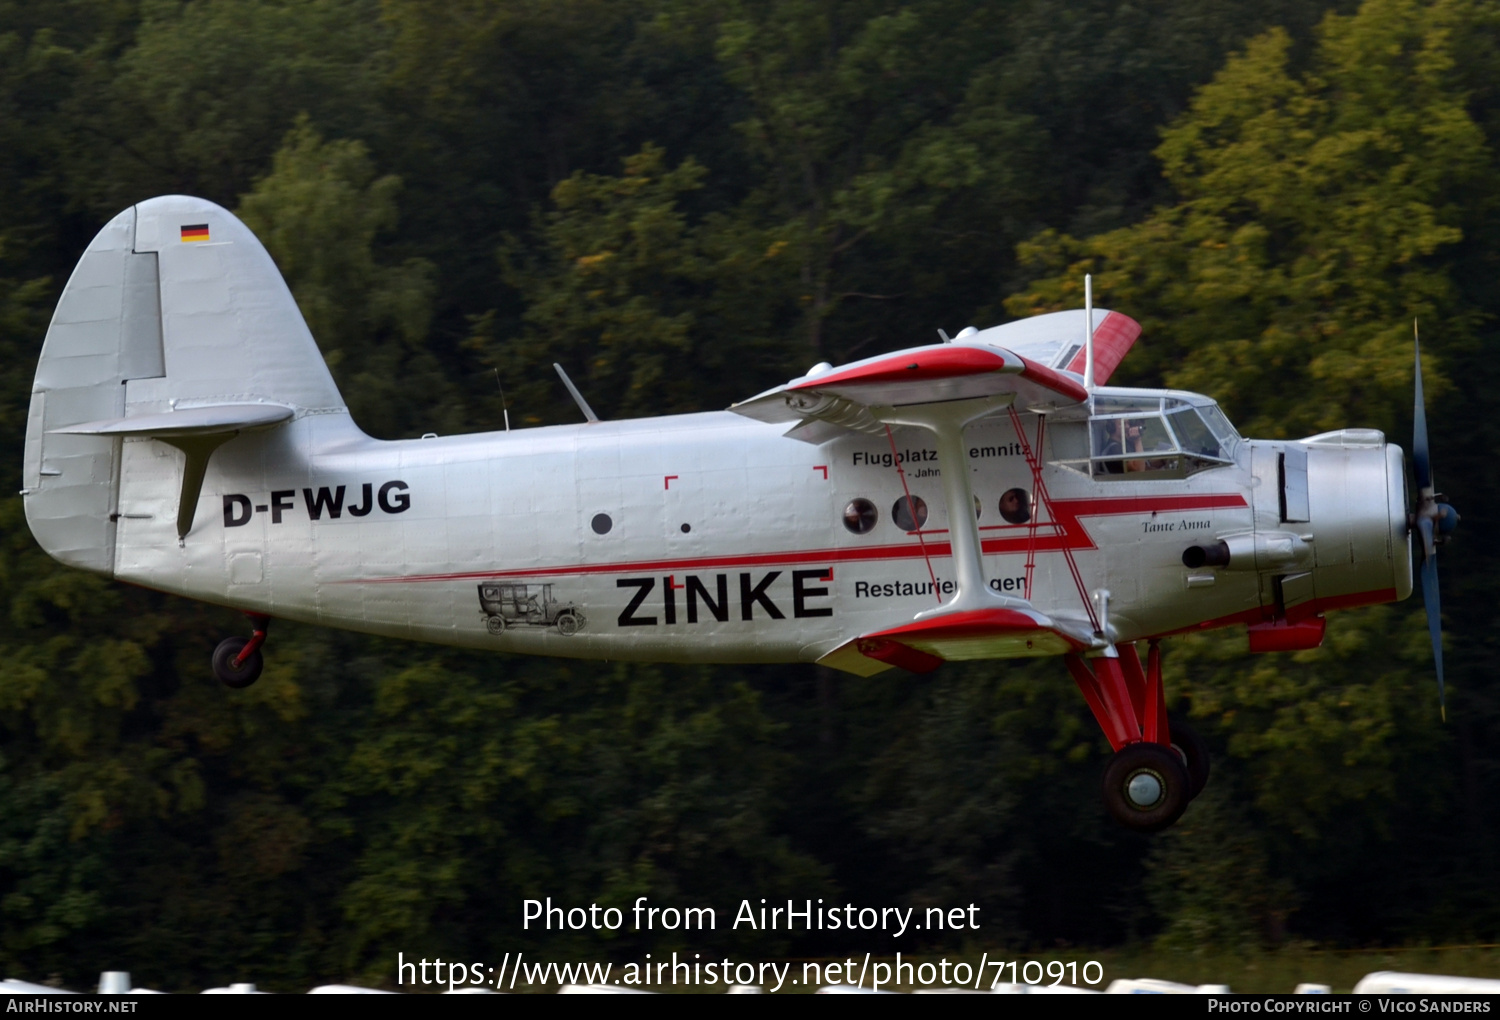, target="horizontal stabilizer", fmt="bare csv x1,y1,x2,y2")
51,402,293,438
53,402,294,541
